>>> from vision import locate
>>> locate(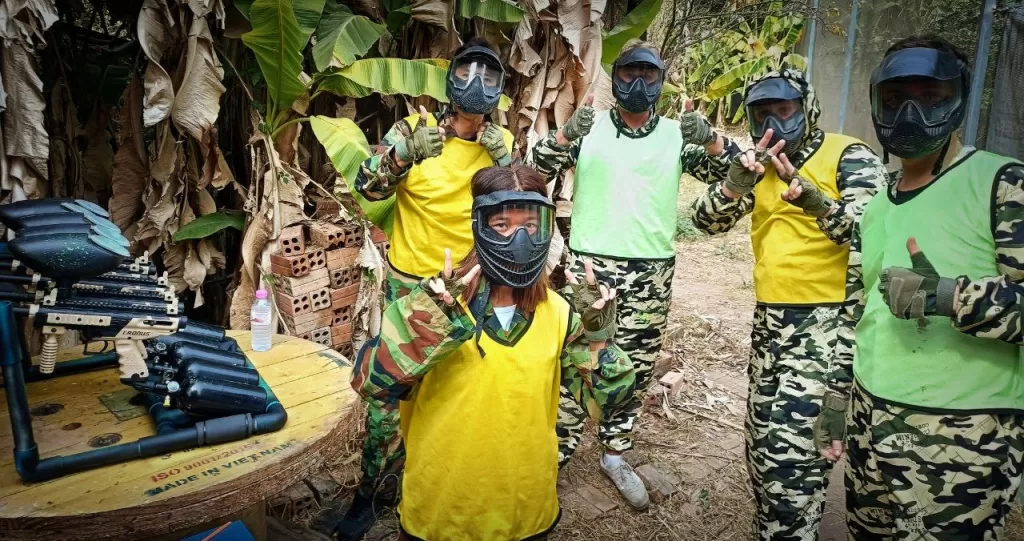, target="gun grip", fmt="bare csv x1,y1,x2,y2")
116,340,150,381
